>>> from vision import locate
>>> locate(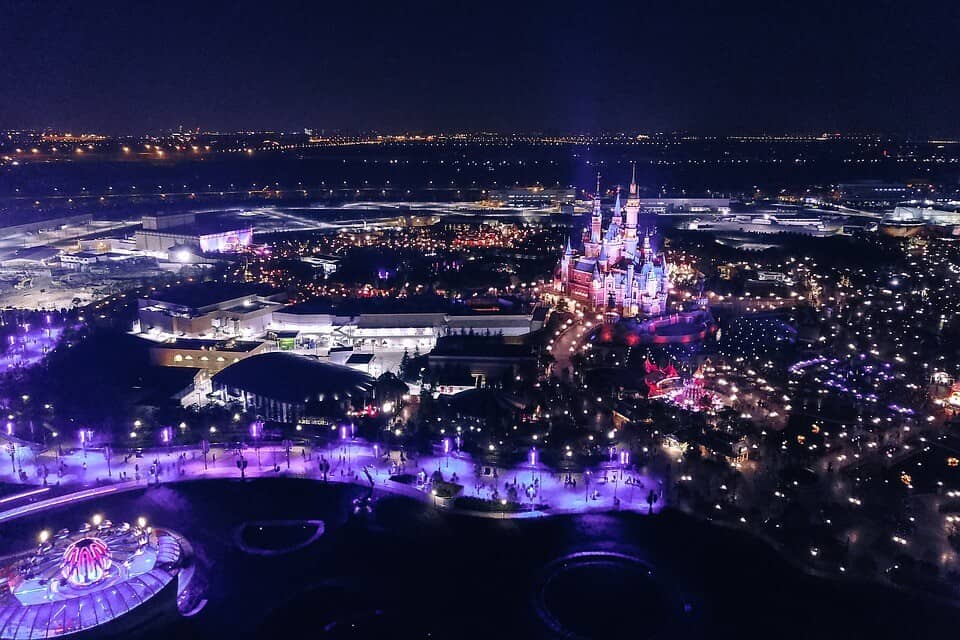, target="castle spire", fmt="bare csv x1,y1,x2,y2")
613,185,622,218
629,162,638,196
